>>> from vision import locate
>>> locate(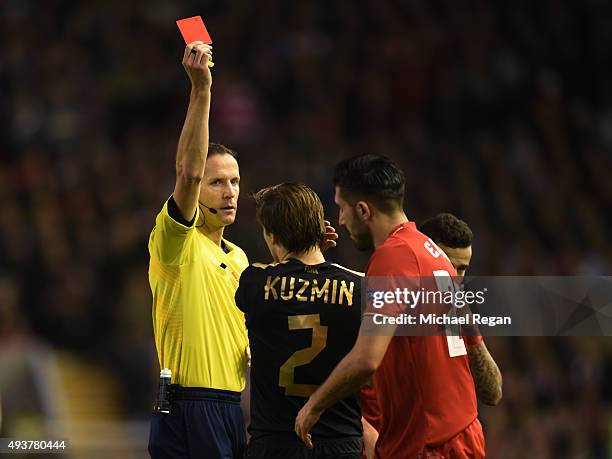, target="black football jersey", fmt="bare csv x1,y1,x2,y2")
235,258,363,441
